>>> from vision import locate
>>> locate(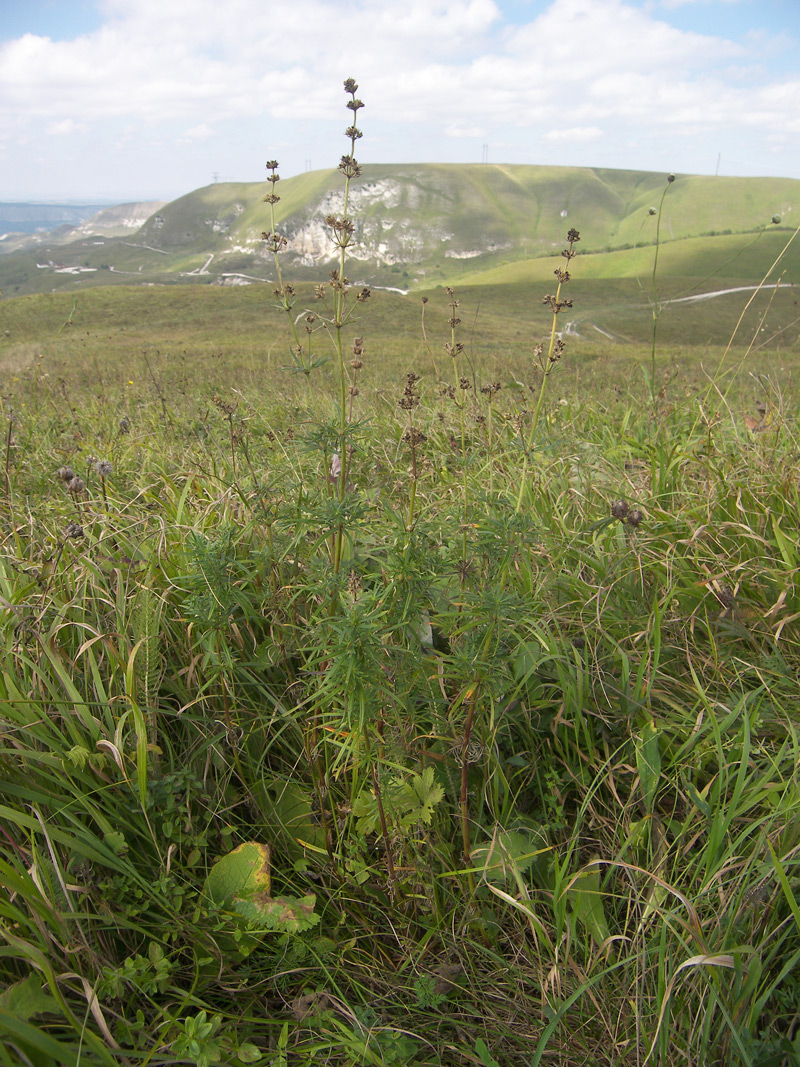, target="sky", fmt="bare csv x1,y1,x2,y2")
0,0,798,204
